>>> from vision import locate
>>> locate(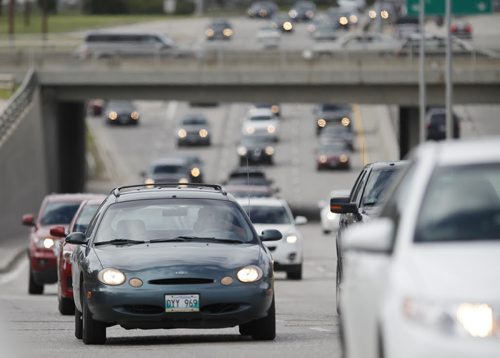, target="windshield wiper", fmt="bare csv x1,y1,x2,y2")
94,239,146,246
150,236,243,244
